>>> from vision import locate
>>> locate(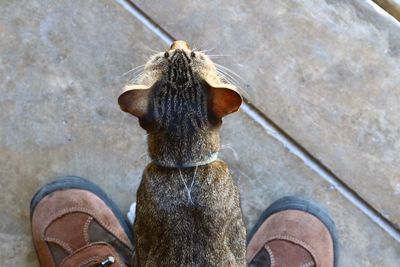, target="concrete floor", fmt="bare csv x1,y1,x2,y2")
0,0,399,266
135,0,400,226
